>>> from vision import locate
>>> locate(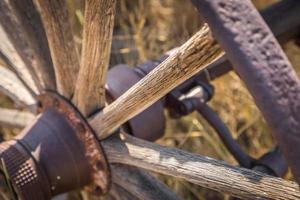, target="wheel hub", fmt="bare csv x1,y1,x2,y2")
0,91,111,199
